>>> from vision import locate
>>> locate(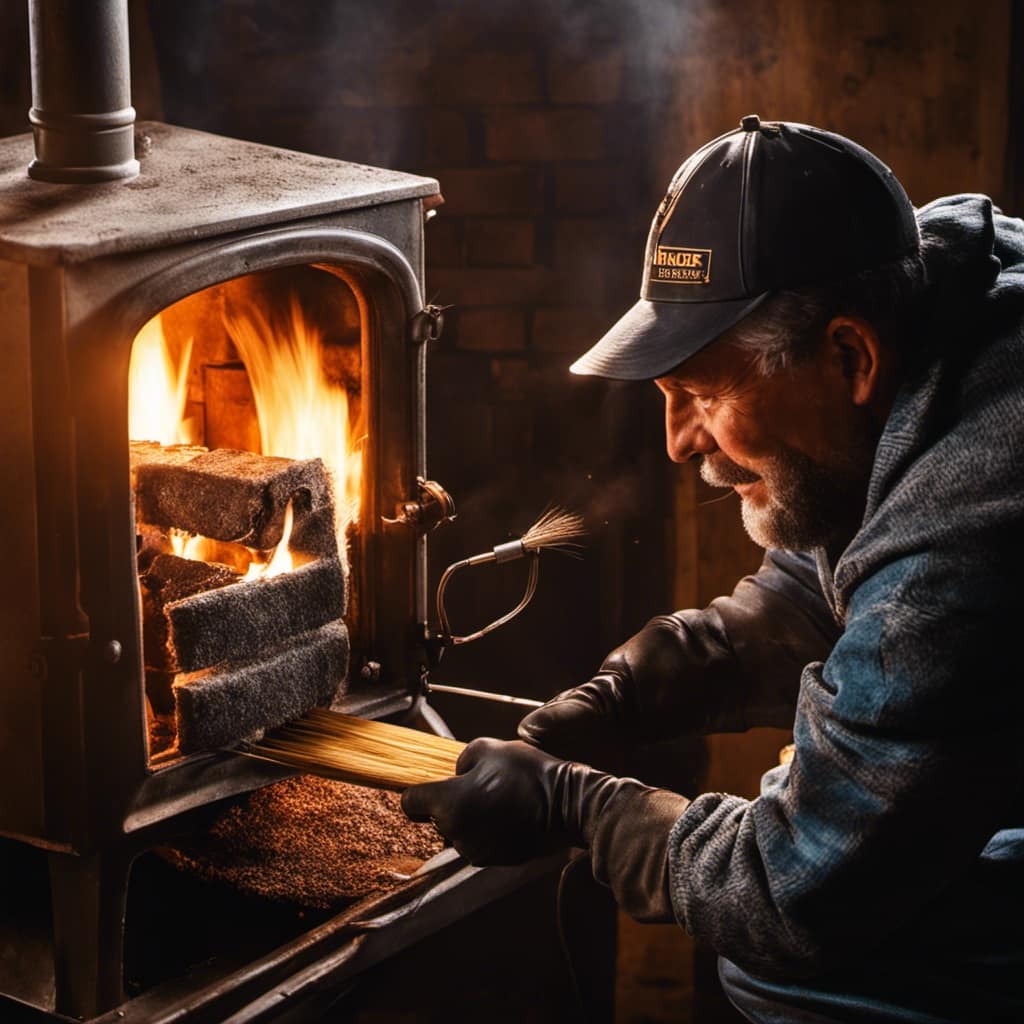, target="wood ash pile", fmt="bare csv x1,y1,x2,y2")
164,775,444,911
